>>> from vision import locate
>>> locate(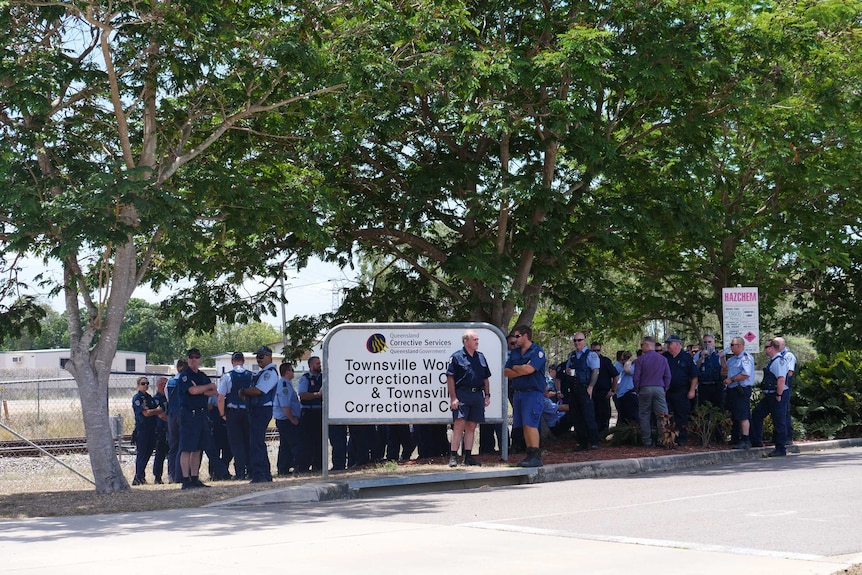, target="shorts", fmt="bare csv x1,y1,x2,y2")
512,390,544,429
179,408,212,453
727,386,752,421
452,389,486,423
